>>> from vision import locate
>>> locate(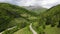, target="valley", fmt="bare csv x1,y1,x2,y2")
0,3,60,34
